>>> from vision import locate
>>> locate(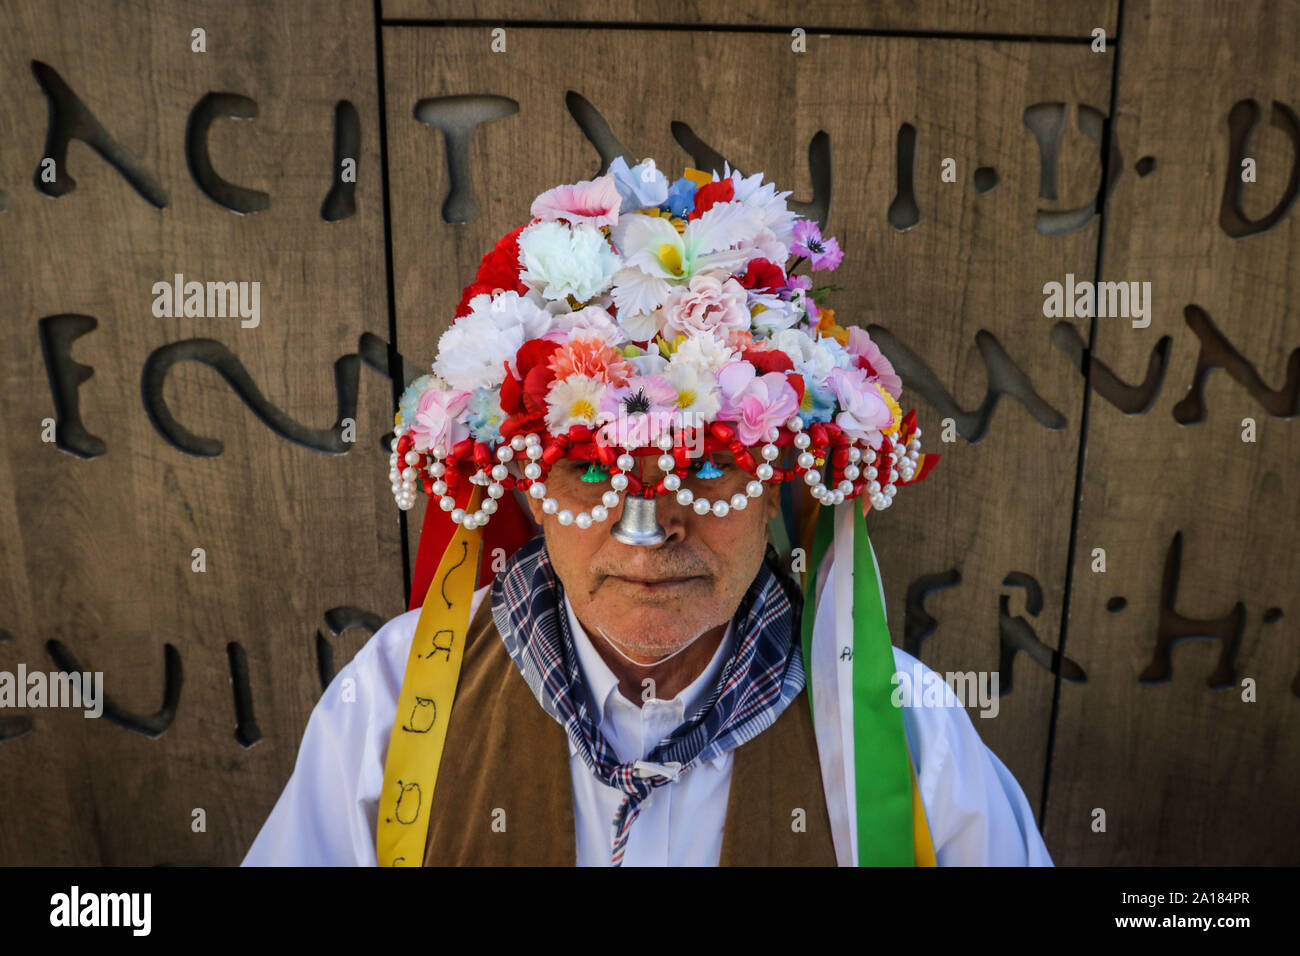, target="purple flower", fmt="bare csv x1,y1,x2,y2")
791,220,844,271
